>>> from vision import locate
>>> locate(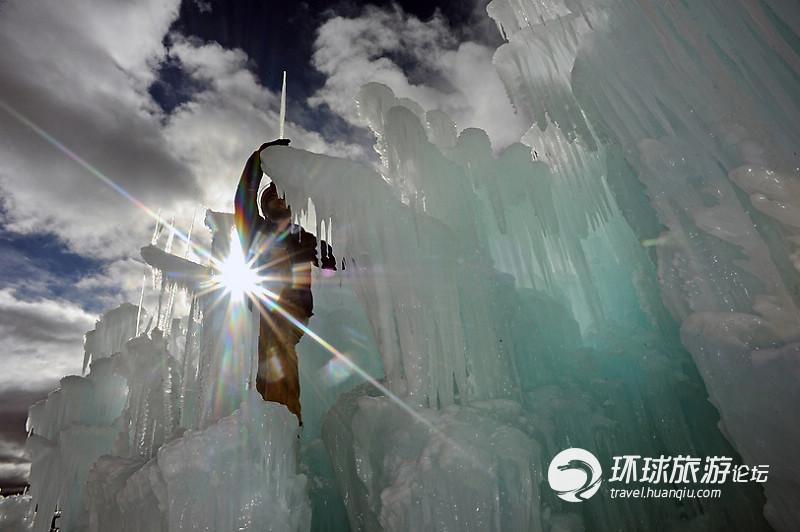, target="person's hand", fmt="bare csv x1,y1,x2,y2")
259,139,291,151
